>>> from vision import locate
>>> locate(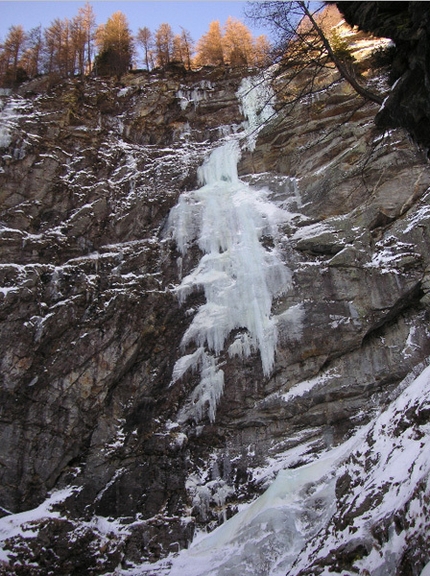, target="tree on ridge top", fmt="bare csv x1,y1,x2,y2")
95,11,133,77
